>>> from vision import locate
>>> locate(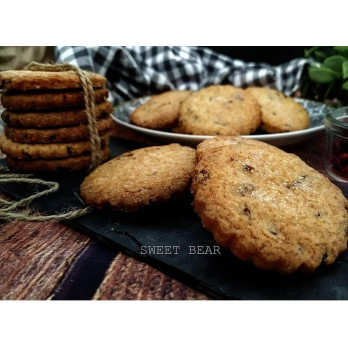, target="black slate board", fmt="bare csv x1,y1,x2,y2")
1,137,348,300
